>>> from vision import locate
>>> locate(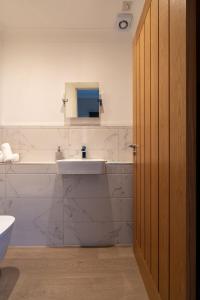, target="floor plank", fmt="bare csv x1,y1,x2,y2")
0,247,148,300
